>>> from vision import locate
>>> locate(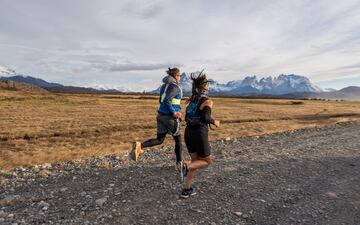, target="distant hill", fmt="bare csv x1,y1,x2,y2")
0,75,63,88
46,86,124,94
0,80,48,93
317,86,360,101
279,86,360,101
0,66,123,94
